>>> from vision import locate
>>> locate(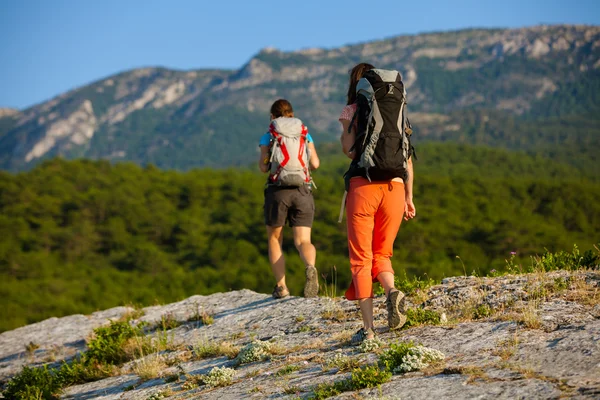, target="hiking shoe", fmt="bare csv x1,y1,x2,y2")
386,289,407,330
350,327,376,345
304,265,319,298
272,285,290,299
